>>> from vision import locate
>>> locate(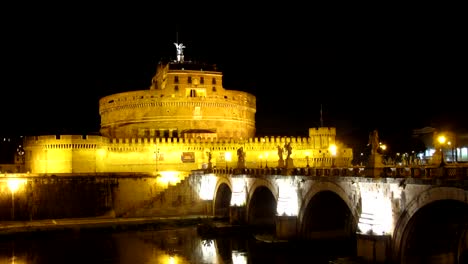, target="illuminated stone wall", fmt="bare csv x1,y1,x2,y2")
0,174,205,221
99,63,256,140
23,132,353,174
